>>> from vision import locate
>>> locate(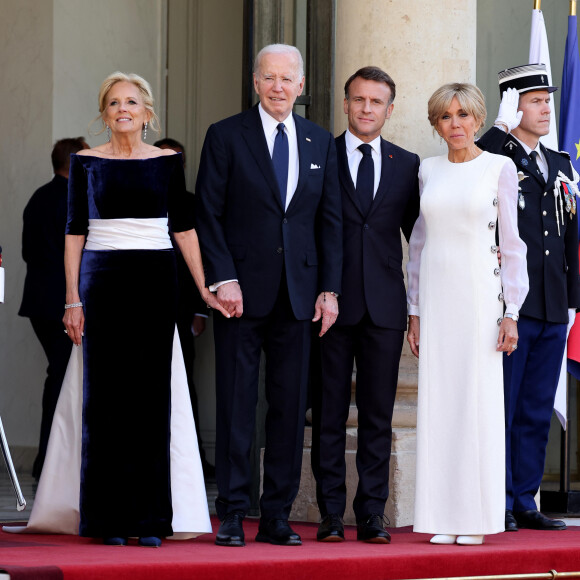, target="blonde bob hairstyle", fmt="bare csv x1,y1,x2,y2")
427,82,487,135
89,72,160,136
